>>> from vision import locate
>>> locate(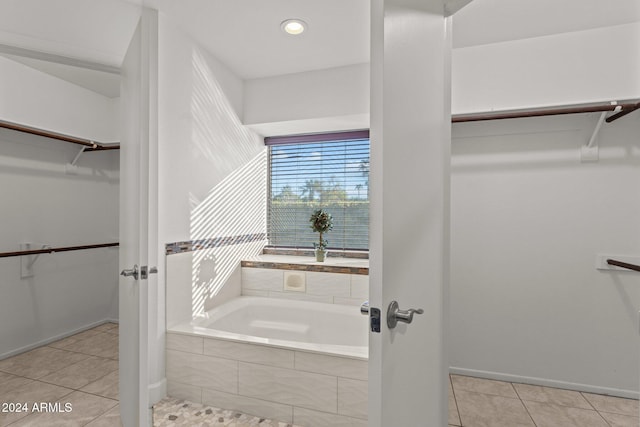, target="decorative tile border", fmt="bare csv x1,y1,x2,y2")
165,234,266,255
241,260,368,275
263,247,369,259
